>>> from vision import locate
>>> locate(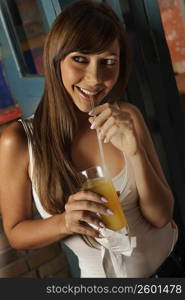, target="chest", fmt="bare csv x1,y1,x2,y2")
71,129,125,178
